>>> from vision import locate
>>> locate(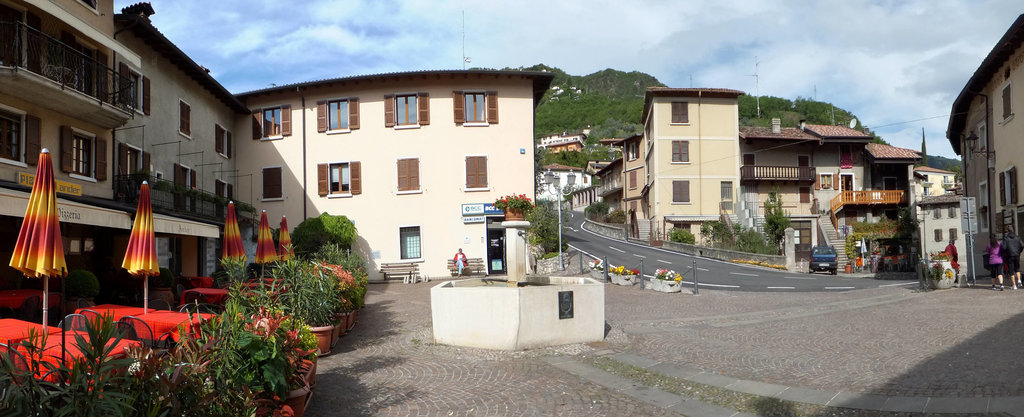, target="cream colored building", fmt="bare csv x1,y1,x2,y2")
234,71,553,280
913,166,956,198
